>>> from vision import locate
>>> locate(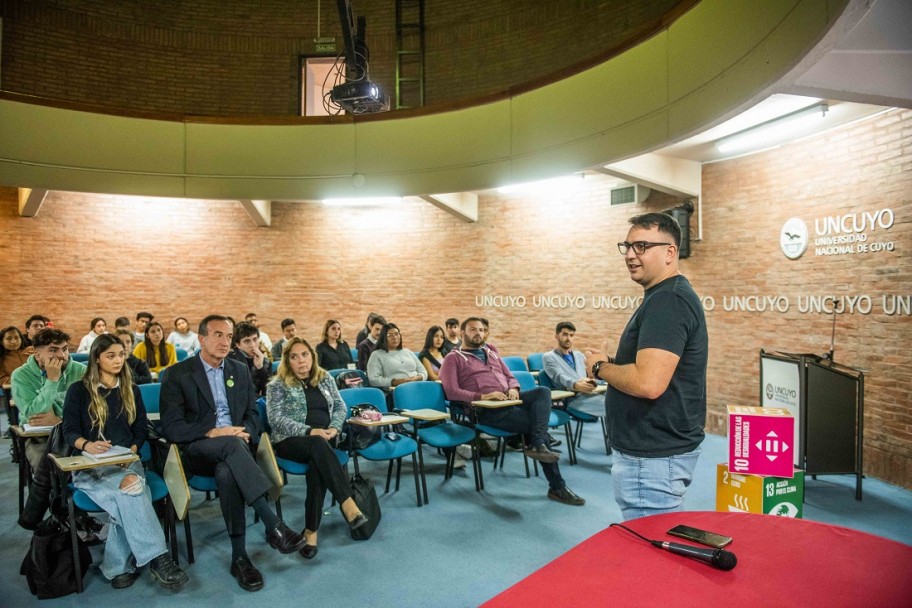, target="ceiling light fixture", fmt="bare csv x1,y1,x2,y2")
715,102,829,154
